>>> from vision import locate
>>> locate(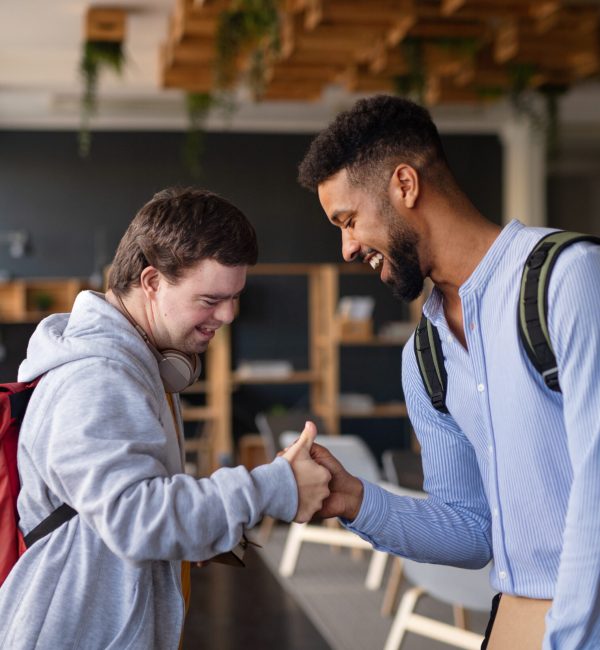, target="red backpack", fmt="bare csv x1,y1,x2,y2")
0,379,76,587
